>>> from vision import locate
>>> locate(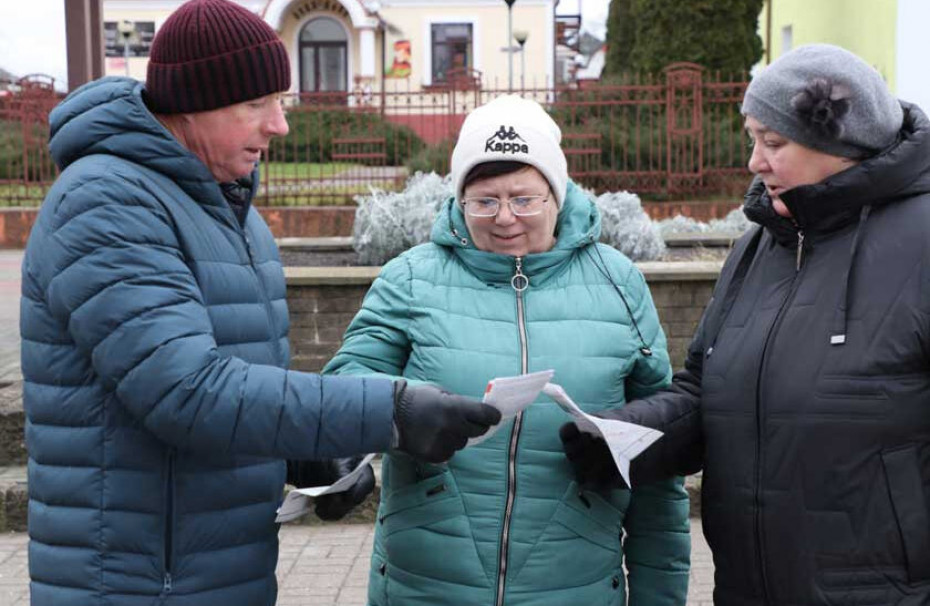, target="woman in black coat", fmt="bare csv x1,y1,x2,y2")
561,43,930,606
